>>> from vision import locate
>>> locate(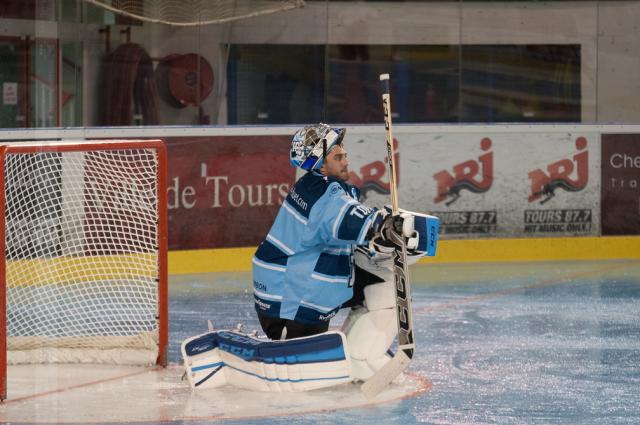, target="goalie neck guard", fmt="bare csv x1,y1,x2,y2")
290,123,346,171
